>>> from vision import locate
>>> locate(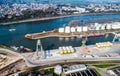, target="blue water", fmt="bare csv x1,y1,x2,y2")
1,0,120,5
0,14,120,50
0,0,92,5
